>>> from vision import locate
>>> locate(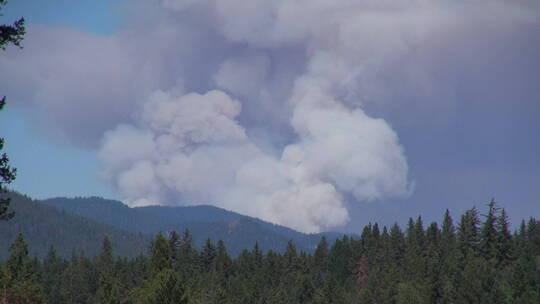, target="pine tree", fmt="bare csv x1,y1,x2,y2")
441,210,456,248
214,240,231,275
458,207,480,261
96,236,120,304
480,200,499,261
426,222,440,246
3,233,44,303
7,234,33,283
200,238,217,271
0,135,15,220
150,233,172,276
312,237,329,289
96,272,120,304
168,230,181,265
98,236,114,271
404,217,427,280
425,222,444,303
135,270,188,304
313,237,329,269
526,218,540,256
496,208,513,265
372,223,381,240
0,0,25,50
42,246,64,303
405,218,416,249
389,222,405,262
178,229,198,276
284,240,298,270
